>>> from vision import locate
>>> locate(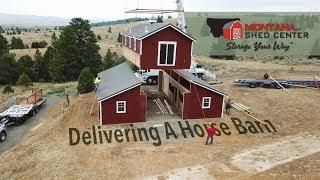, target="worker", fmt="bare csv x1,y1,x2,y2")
263,73,269,79
66,93,70,107
205,123,216,145
225,99,232,115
